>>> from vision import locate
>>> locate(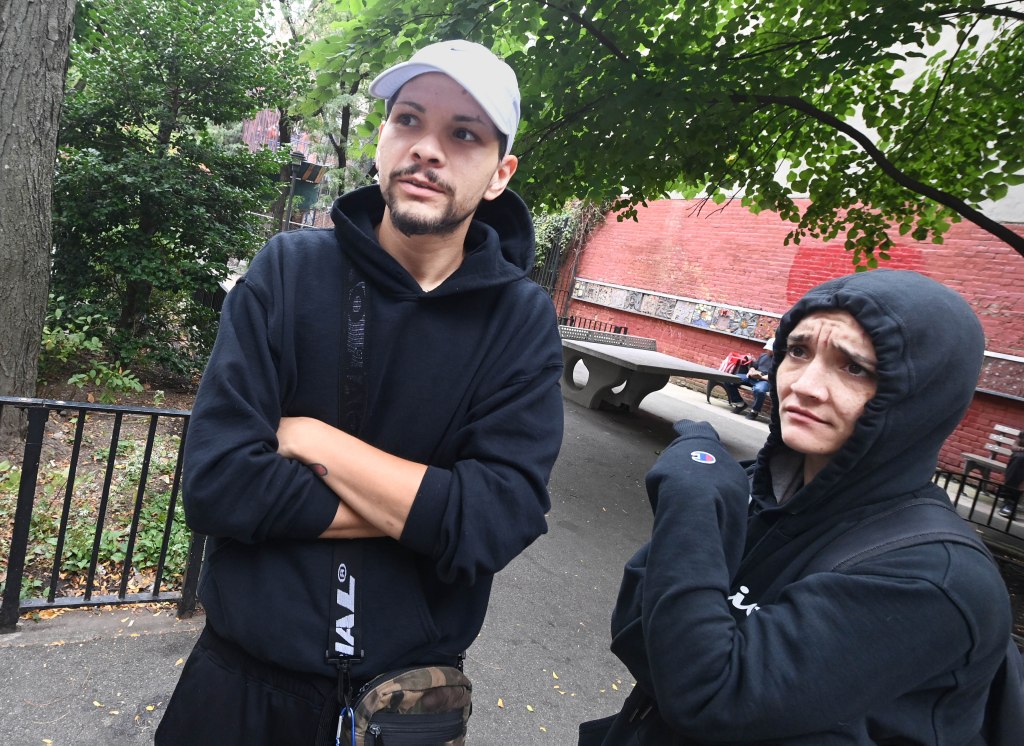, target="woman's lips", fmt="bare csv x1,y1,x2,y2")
784,406,828,425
